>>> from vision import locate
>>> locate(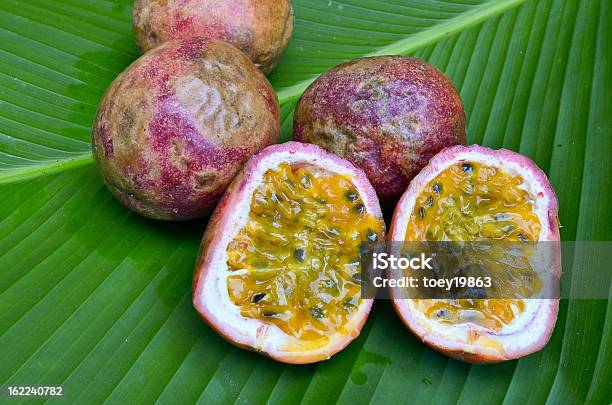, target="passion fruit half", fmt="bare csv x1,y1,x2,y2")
193,142,385,363
389,145,561,363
